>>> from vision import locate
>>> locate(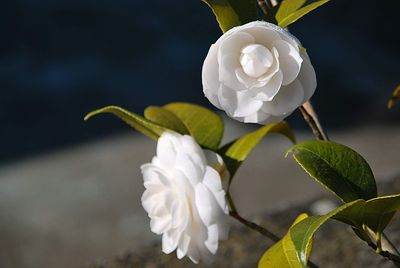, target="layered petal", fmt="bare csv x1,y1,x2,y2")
202,20,317,124
140,132,229,264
